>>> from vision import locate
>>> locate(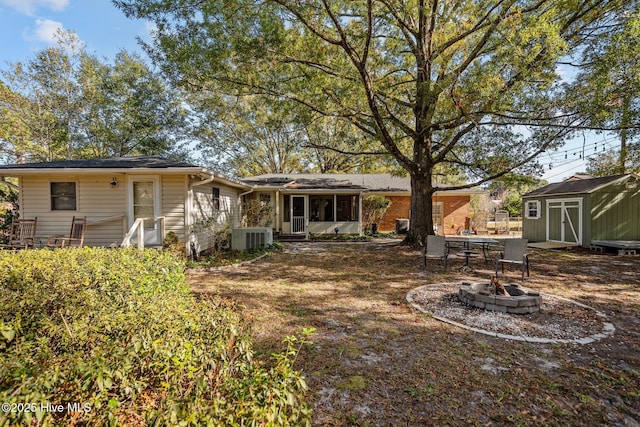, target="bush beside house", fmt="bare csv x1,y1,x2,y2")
0,248,310,426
